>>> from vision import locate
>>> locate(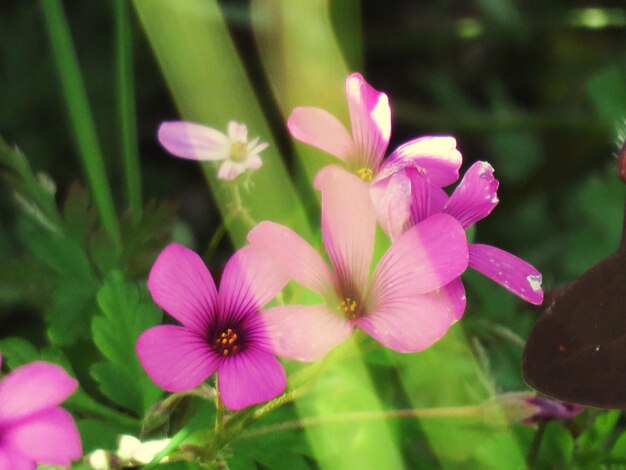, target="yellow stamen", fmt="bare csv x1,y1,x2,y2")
356,167,374,182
